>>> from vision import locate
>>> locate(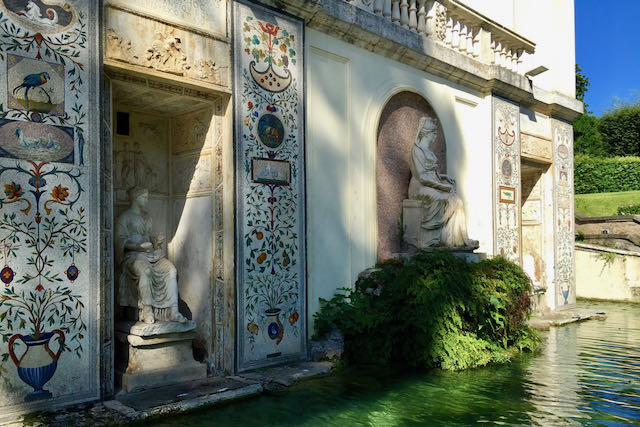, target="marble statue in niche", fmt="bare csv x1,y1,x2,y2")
115,187,186,324
406,117,478,248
